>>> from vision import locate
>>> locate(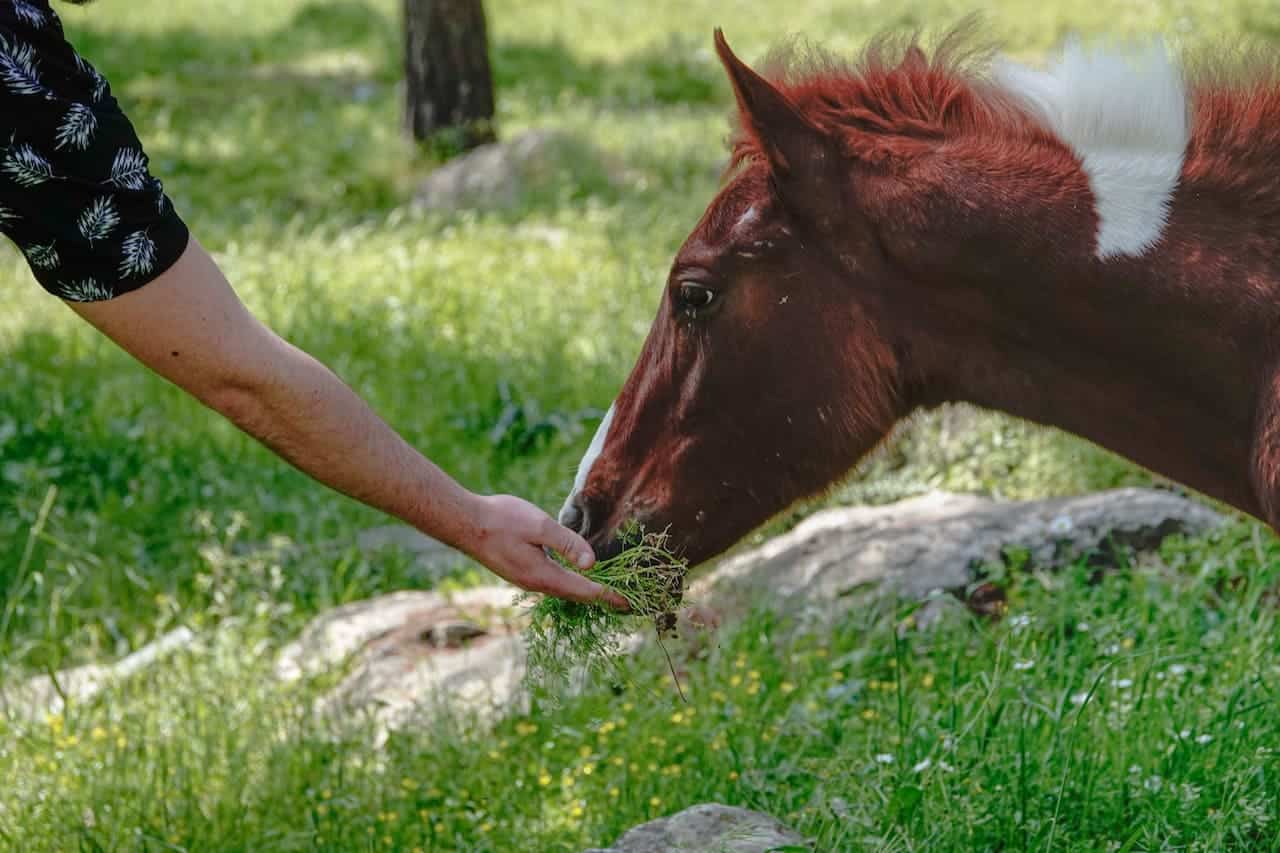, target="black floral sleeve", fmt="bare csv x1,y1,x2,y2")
0,0,189,302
